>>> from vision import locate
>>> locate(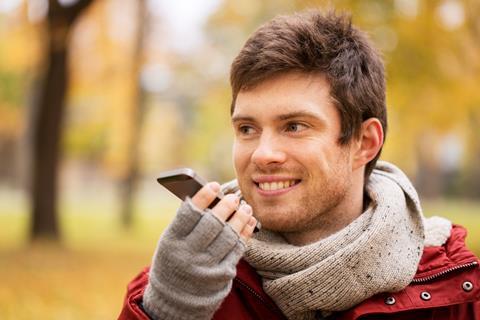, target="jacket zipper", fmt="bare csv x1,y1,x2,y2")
411,261,478,284
234,278,286,319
